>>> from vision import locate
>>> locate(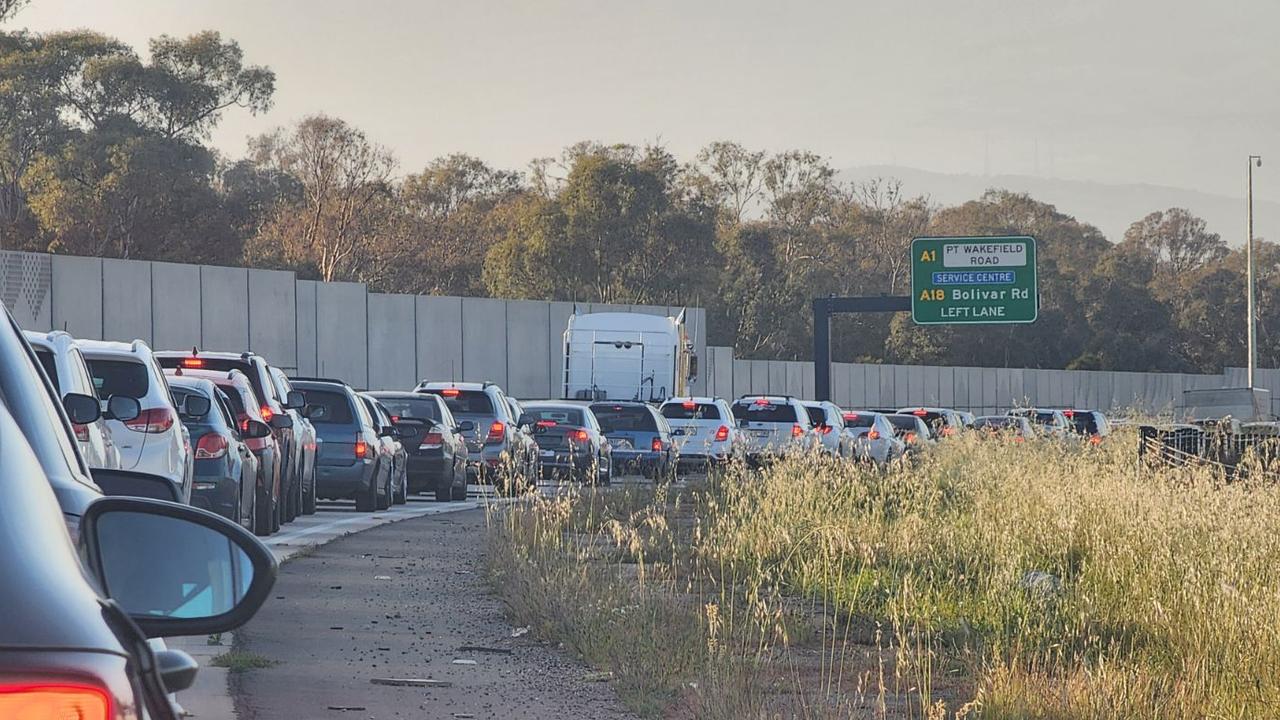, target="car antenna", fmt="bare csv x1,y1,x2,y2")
191,346,198,357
